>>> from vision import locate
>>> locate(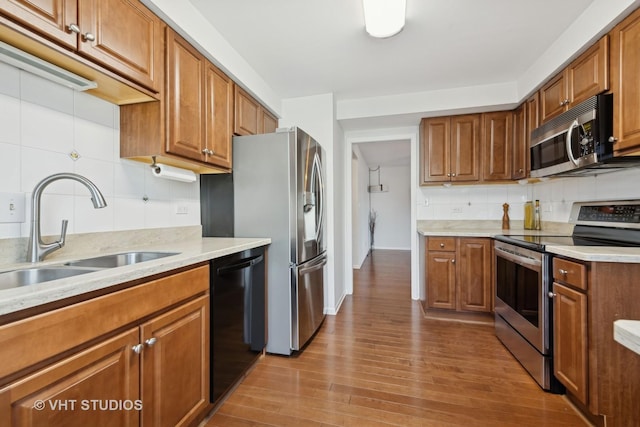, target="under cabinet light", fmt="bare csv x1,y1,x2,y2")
362,0,406,38
0,41,97,91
